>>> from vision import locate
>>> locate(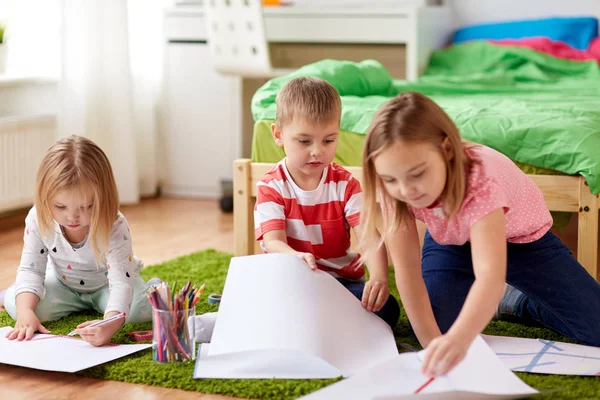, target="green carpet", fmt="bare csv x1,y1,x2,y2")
1,249,598,399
